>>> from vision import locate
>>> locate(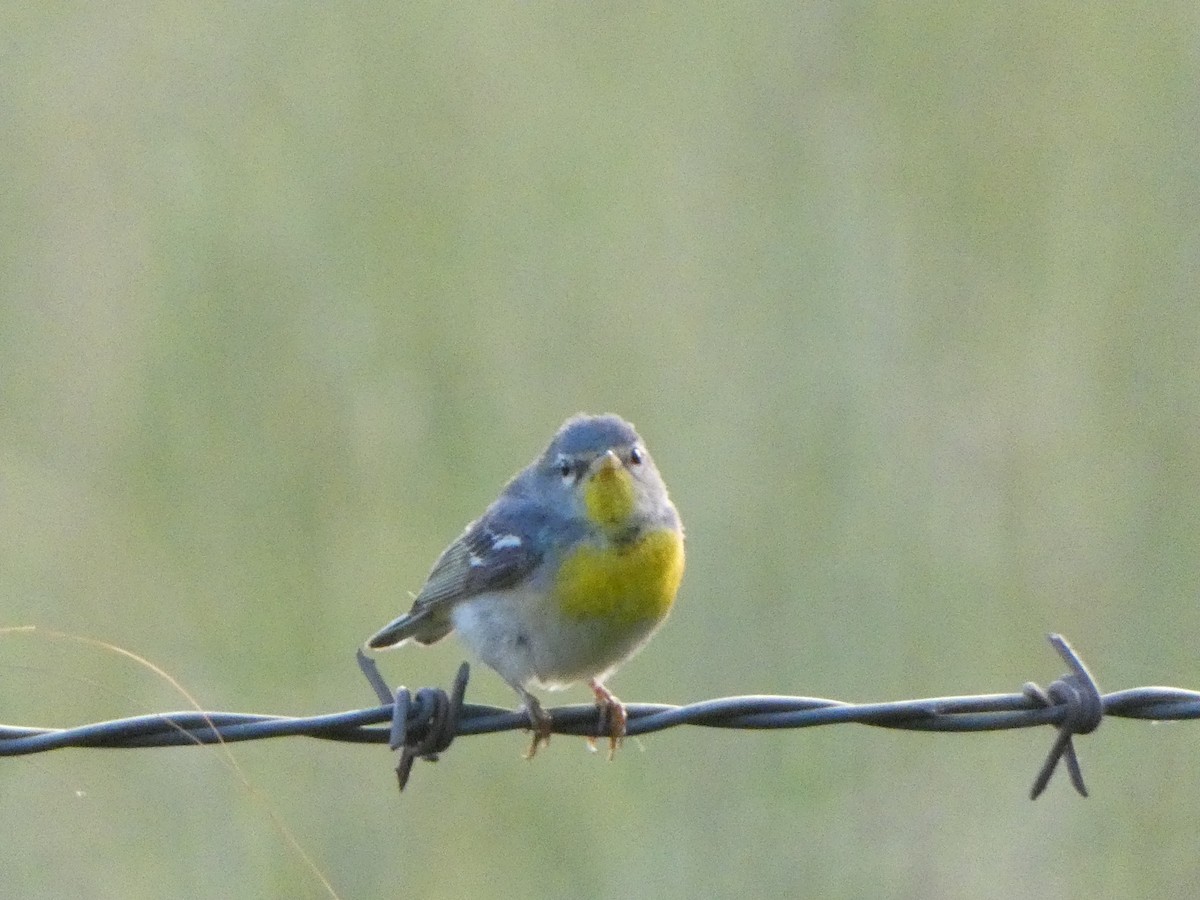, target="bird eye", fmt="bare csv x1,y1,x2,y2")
629,446,643,465
558,460,573,480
